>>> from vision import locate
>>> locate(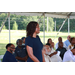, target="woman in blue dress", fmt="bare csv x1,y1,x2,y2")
25,21,45,62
